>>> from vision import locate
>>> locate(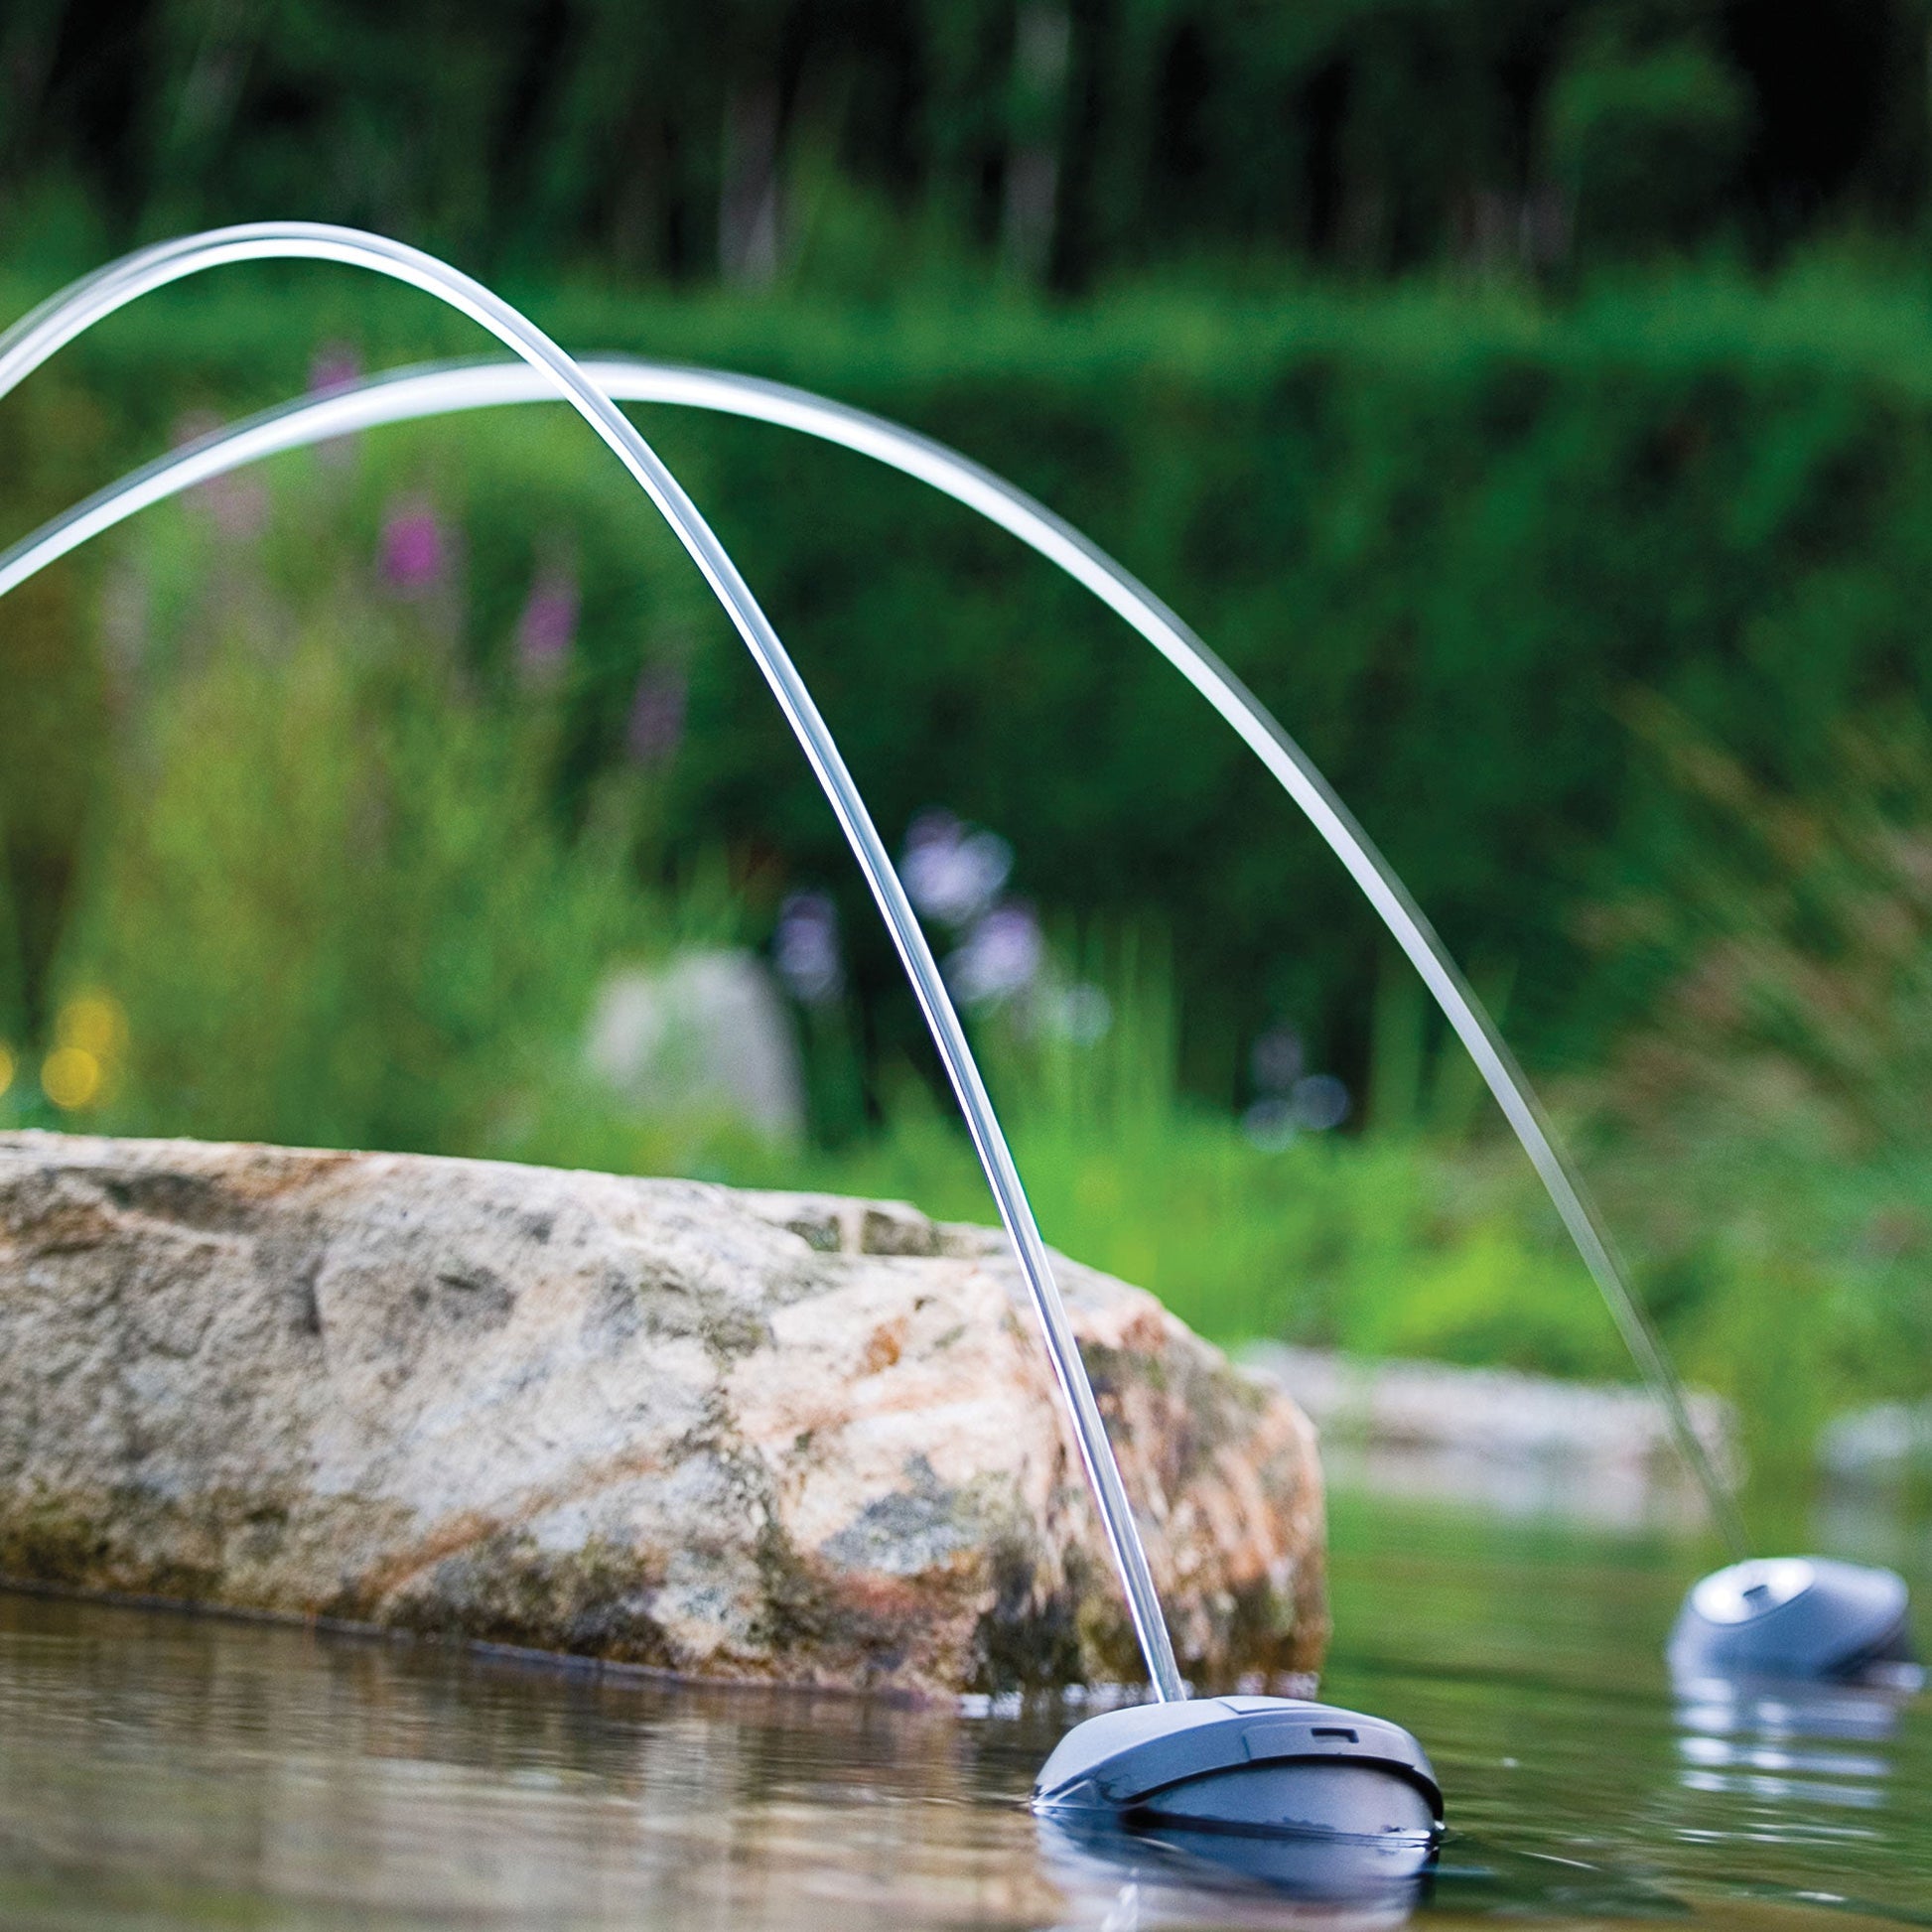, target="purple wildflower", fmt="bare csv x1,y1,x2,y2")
1043,981,1113,1044
173,410,268,539
307,342,363,395
1290,1074,1350,1132
1250,1025,1306,1096
1242,1098,1298,1153
774,891,844,1006
625,666,688,766
380,496,447,596
308,343,365,465
516,564,580,687
946,900,1043,1009
170,409,221,451
902,808,1013,929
